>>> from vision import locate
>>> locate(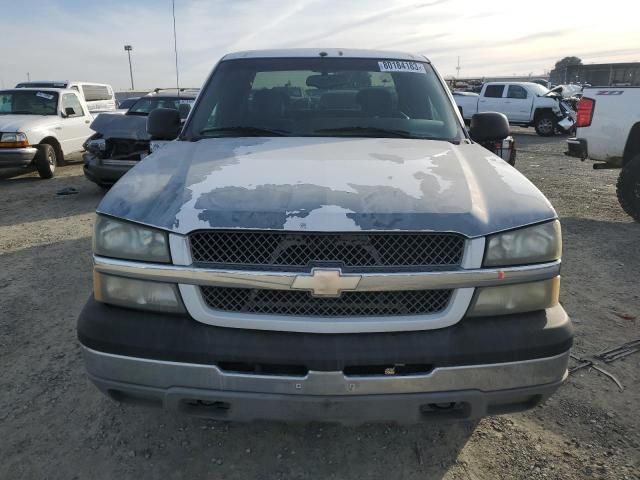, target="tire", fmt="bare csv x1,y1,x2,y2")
34,144,56,179
616,154,640,222
534,113,555,137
